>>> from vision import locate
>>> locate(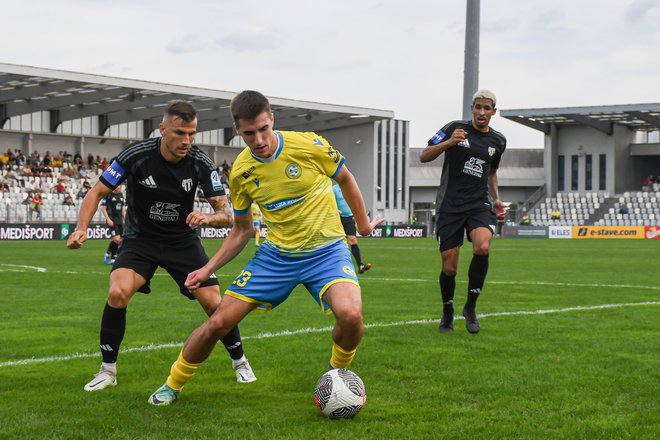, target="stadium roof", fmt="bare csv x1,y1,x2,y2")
0,62,394,139
500,103,660,135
